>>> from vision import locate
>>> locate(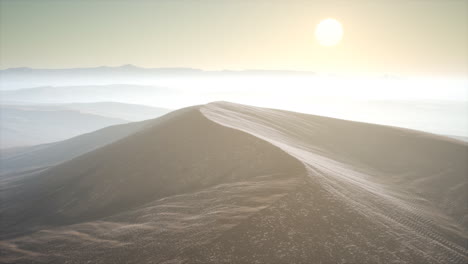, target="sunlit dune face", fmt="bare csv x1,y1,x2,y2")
315,18,343,46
